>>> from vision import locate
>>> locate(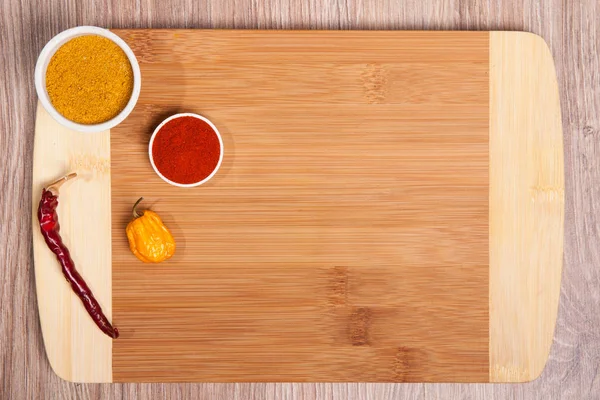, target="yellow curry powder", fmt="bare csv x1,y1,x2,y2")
46,35,133,124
